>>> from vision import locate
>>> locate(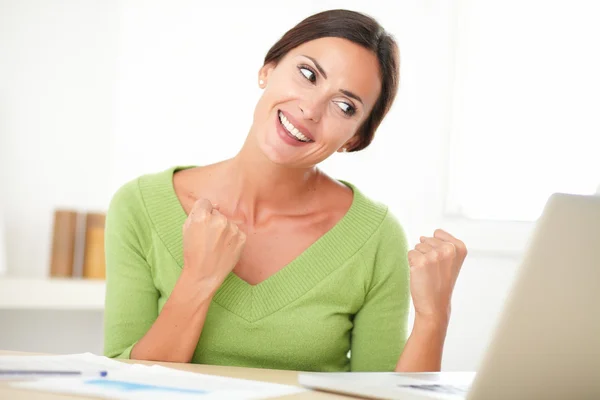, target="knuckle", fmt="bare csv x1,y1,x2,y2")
191,208,208,220
426,251,440,263
457,240,468,255
193,198,209,208
191,199,213,216
195,211,209,221
408,250,424,266
432,238,444,247
442,243,456,257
